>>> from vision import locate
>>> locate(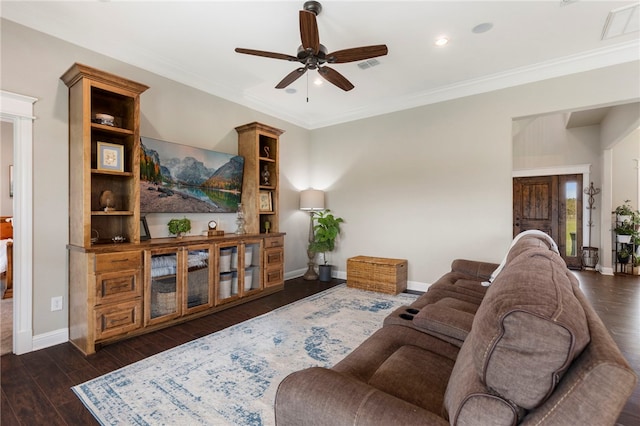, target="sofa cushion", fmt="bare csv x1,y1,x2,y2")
444,339,524,426
468,246,590,409
412,298,478,342
368,345,455,414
